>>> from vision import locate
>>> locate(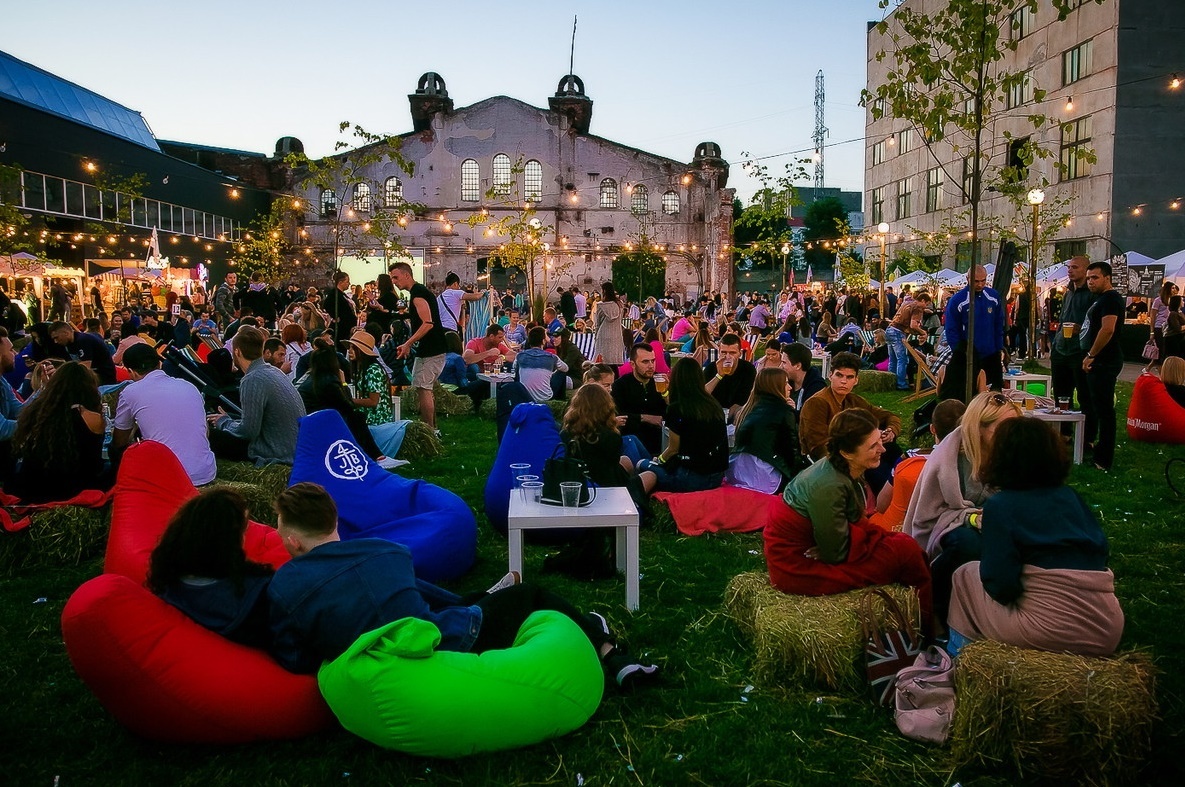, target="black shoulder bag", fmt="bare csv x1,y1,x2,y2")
541,441,596,507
